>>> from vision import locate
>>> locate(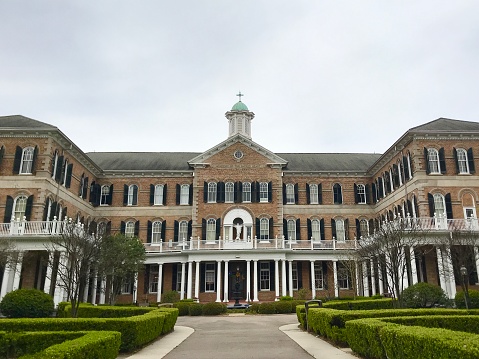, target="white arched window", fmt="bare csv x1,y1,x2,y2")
433,193,447,218
128,185,138,206
13,196,28,220
428,148,440,174
125,221,135,238
259,182,268,202
179,220,188,241
154,185,164,205
208,182,217,203
152,221,162,243
286,184,295,204
357,184,366,204
20,147,35,174
309,184,318,204
336,219,345,241
456,148,469,174
260,218,269,240
311,219,320,240
242,182,251,202
225,182,234,203
287,219,296,240
333,183,343,204
206,218,216,241
100,185,110,205
180,185,189,205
